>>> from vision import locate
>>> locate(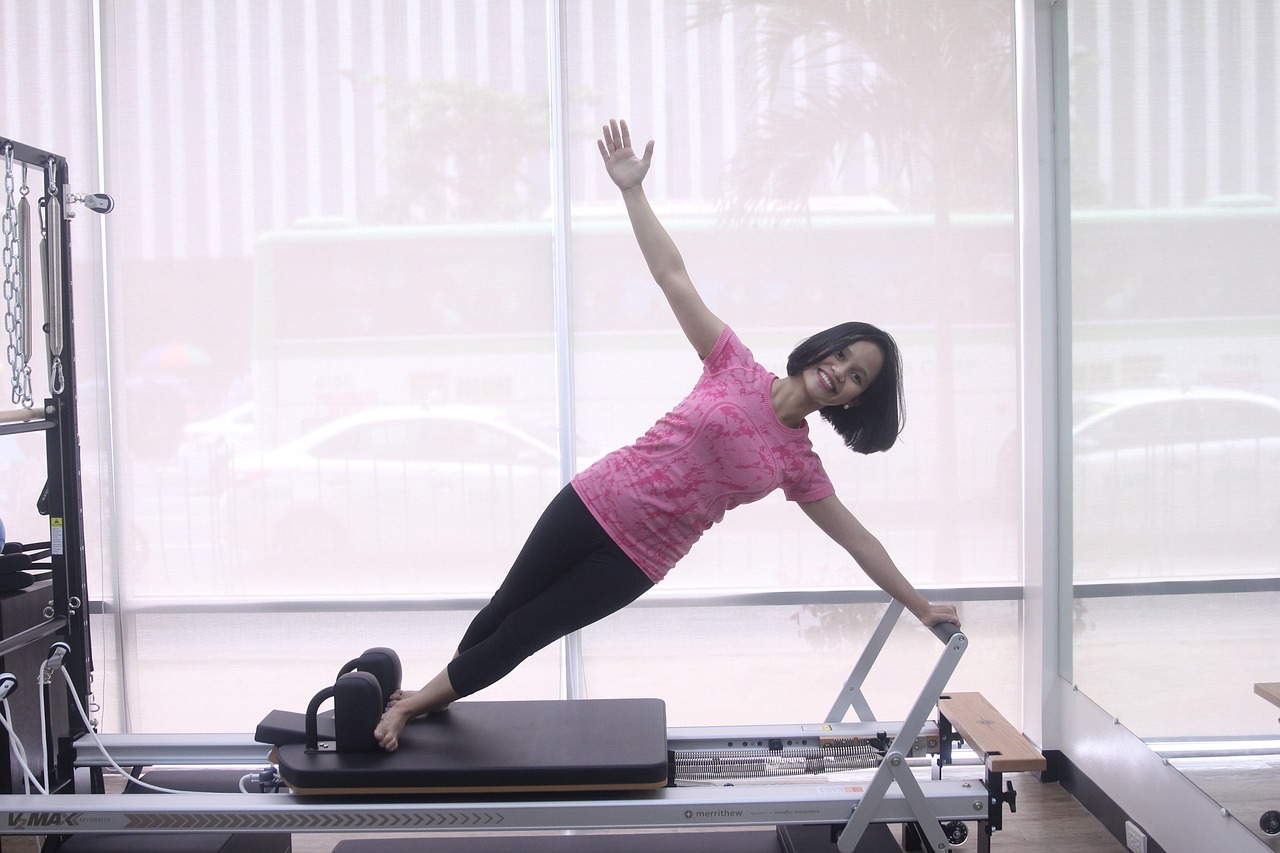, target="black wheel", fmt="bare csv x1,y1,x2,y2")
943,820,969,845
1260,809,1280,835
